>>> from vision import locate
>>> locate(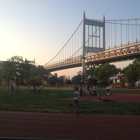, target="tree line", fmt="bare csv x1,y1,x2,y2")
0,56,140,91
72,58,140,87
0,56,72,90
